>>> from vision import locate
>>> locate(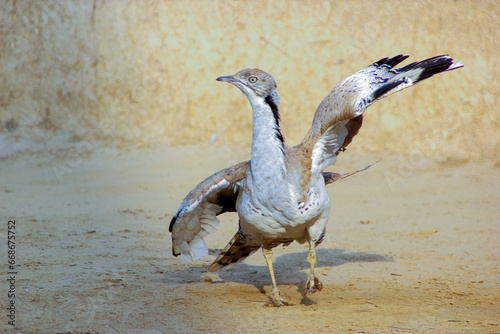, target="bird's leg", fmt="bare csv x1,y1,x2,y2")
262,247,287,306
306,243,323,294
